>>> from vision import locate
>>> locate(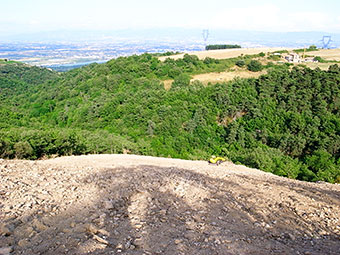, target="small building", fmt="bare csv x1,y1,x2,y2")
285,53,300,63
304,57,318,63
